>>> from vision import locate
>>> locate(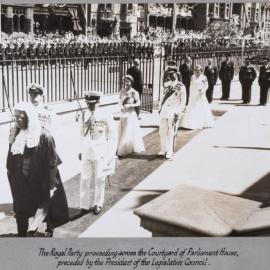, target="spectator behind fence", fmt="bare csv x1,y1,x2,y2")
127,58,144,118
